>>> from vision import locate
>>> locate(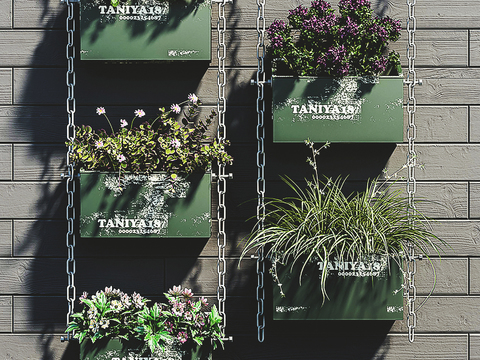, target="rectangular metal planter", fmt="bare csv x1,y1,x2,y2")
79,0,211,61
79,171,211,238
272,75,404,143
273,256,404,320
80,338,212,360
